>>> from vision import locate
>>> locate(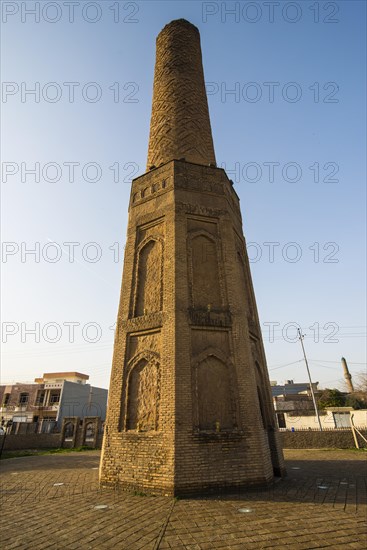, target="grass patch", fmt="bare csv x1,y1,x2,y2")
0,446,96,460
